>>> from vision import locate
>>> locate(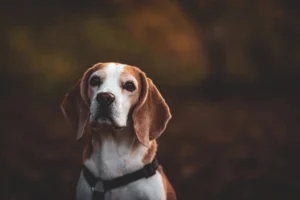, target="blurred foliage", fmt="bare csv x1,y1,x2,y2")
1,0,299,98
1,0,300,200
2,0,300,91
